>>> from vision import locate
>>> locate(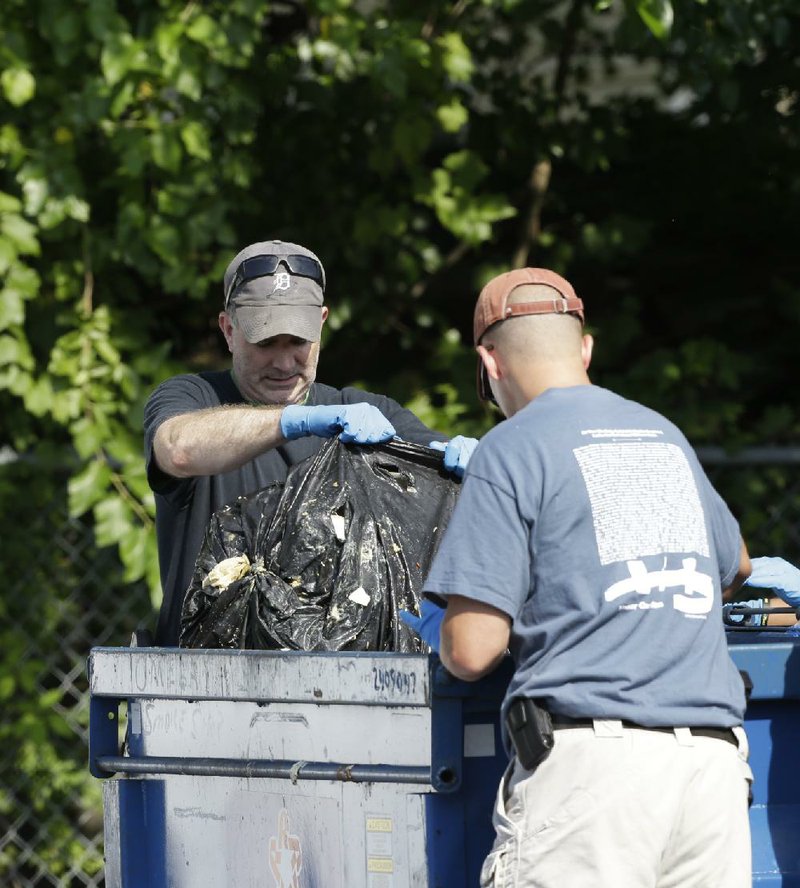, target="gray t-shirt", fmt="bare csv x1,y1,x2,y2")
424,385,745,732
144,371,445,645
